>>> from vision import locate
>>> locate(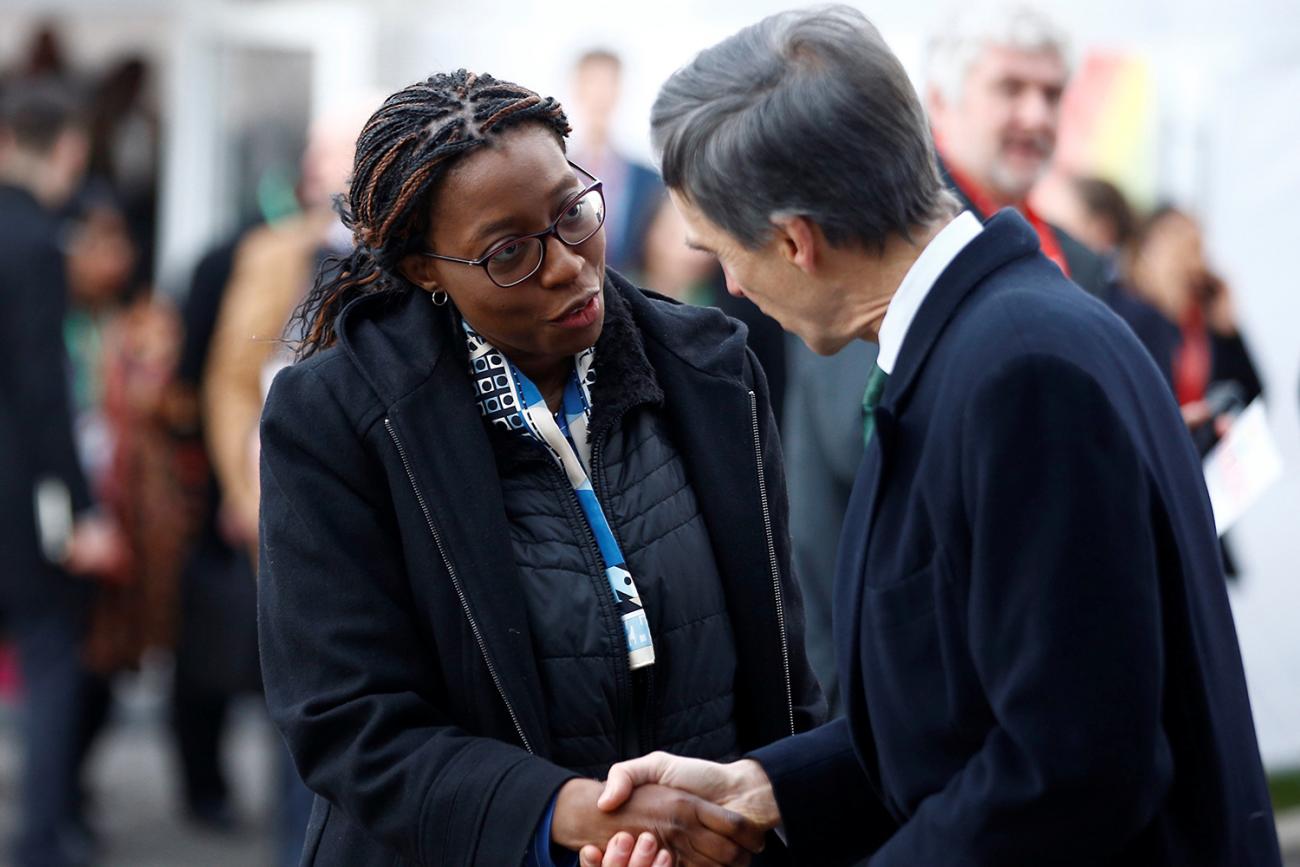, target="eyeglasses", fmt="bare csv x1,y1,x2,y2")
420,161,605,288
